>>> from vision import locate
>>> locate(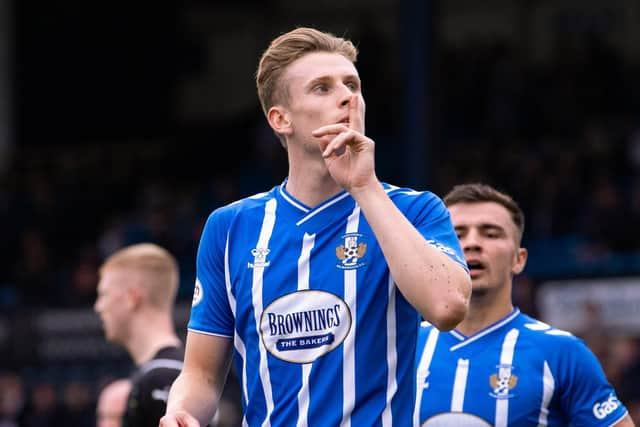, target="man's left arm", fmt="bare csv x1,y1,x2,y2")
314,94,470,331
352,184,471,331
